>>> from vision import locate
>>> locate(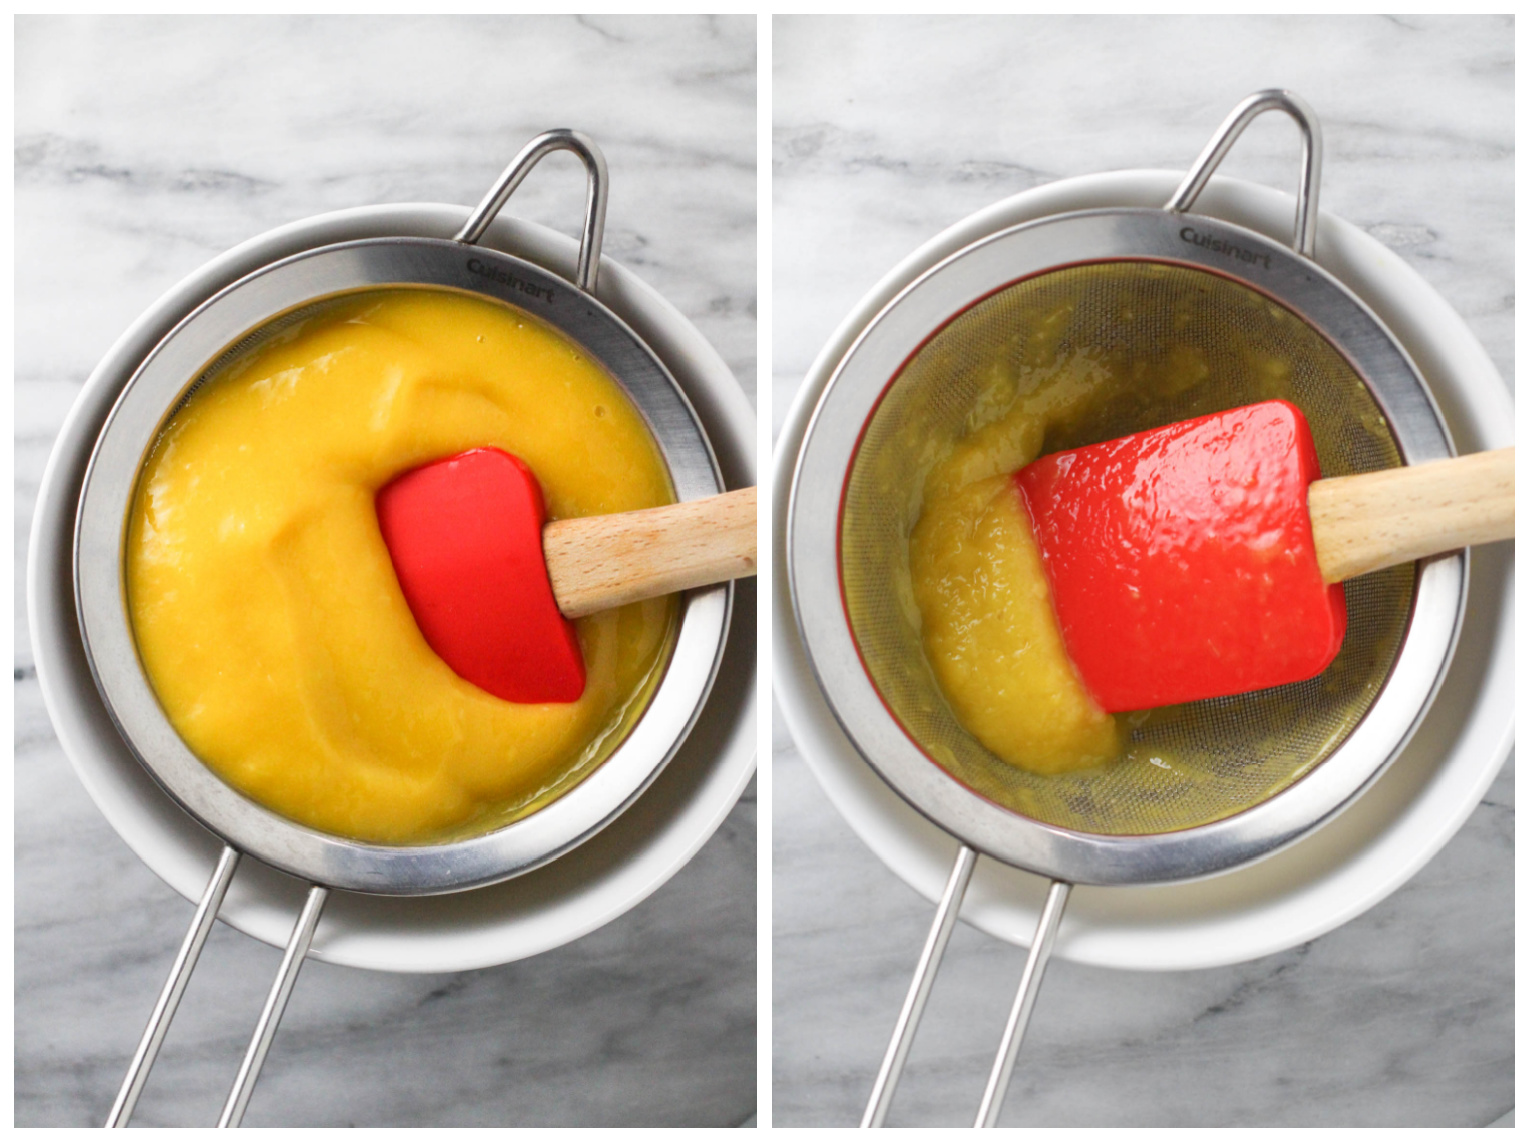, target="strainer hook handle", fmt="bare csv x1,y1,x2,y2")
454,128,610,294
1165,89,1323,259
